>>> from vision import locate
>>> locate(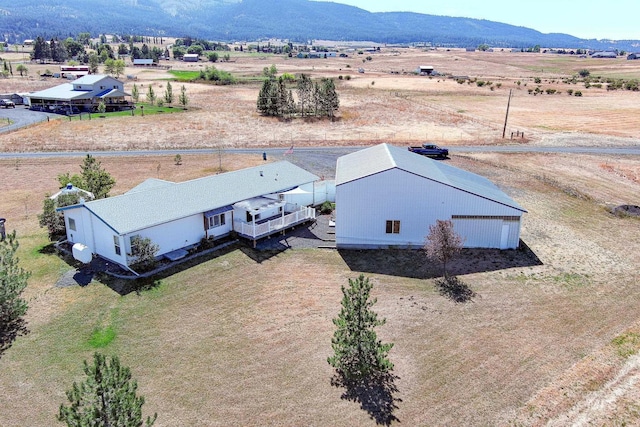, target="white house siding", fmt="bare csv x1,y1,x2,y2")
91,213,128,266
123,213,205,261
451,217,521,249
65,206,94,250
336,168,523,249
313,180,336,205
205,211,233,240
